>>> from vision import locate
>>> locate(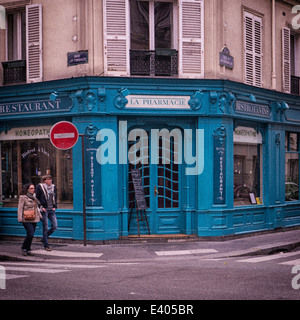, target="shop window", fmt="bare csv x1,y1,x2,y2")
1,139,73,208
285,132,299,202
234,126,263,206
